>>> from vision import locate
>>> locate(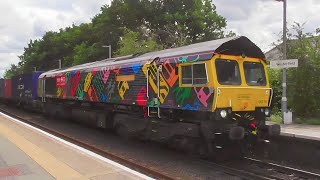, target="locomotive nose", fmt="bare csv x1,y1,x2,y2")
215,88,271,112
